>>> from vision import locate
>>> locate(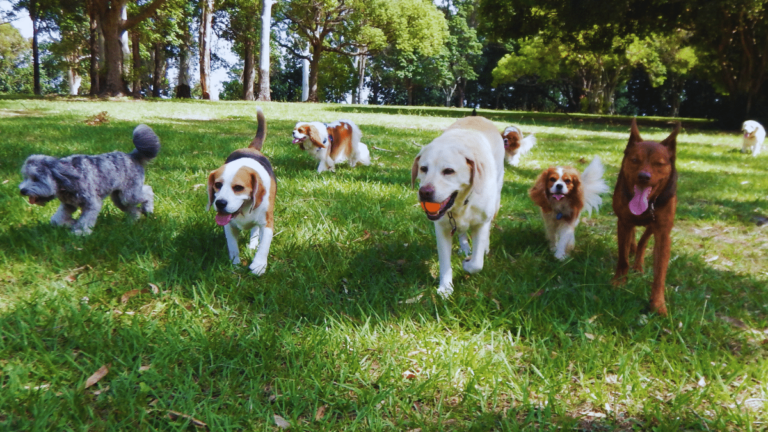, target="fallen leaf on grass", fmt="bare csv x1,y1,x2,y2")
582,411,606,418
718,314,748,329
167,411,208,428
85,111,110,126
314,405,327,421
192,184,205,191
697,377,706,387
353,230,371,242
605,374,620,384
584,333,595,340
85,364,110,389
705,255,719,263
64,274,77,283
402,370,418,379
93,386,109,396
399,294,423,304
491,298,501,310
148,283,160,294
2,179,8,184
372,145,392,152
274,414,290,429
139,365,151,372
121,289,149,303
529,289,544,297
